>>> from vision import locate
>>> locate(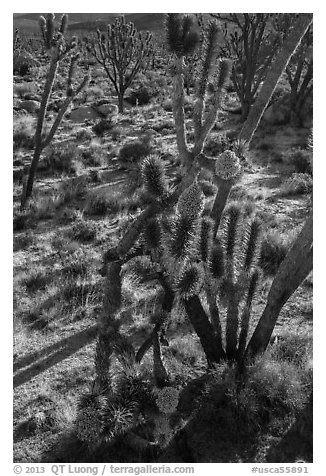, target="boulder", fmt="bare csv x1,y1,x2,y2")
18,99,40,114
96,103,118,118
68,106,101,123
